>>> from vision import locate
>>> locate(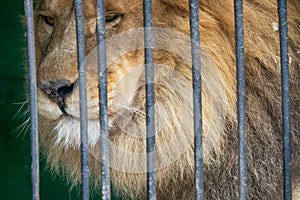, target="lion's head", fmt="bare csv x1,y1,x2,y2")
33,0,300,199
